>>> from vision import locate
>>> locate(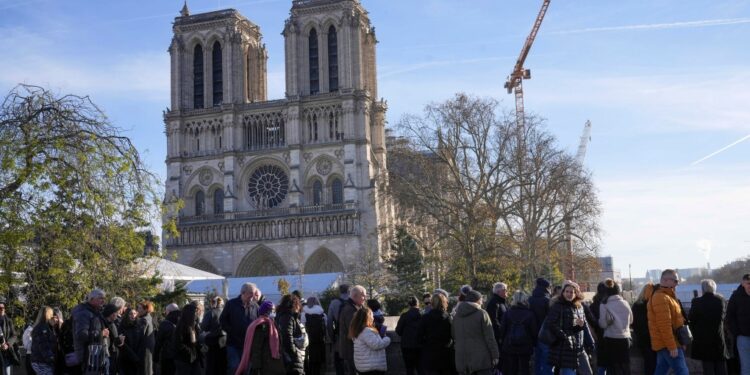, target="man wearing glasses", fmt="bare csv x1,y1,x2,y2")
727,273,750,375
647,269,689,375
